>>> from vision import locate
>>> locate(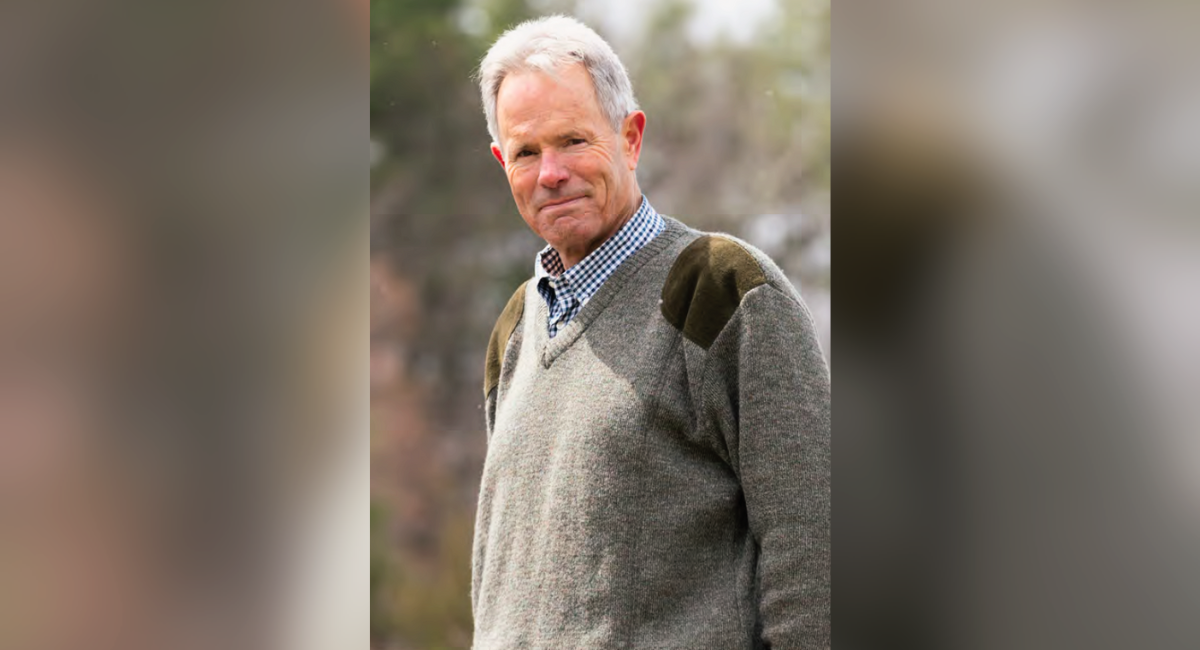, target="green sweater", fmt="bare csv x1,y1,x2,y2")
474,216,830,649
